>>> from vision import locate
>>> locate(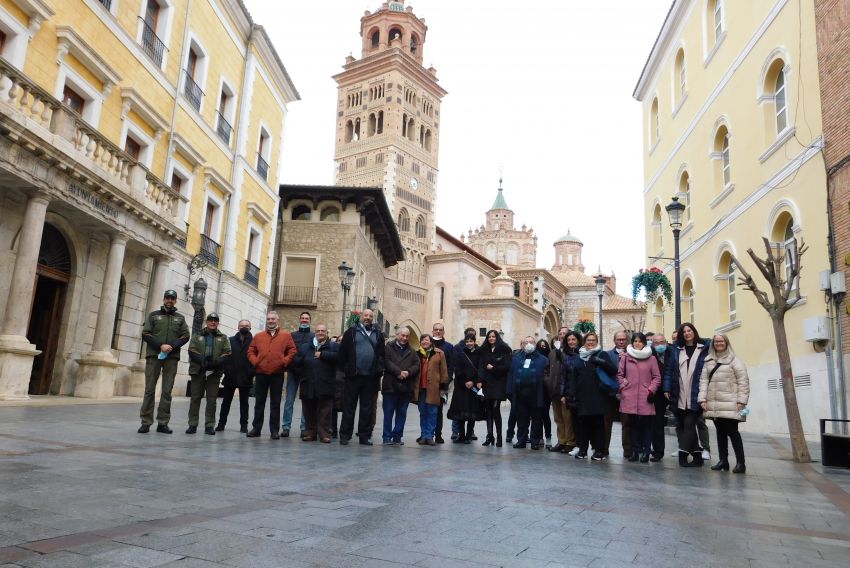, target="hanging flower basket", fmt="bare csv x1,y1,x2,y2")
631,267,673,306
345,310,361,329
573,319,596,334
